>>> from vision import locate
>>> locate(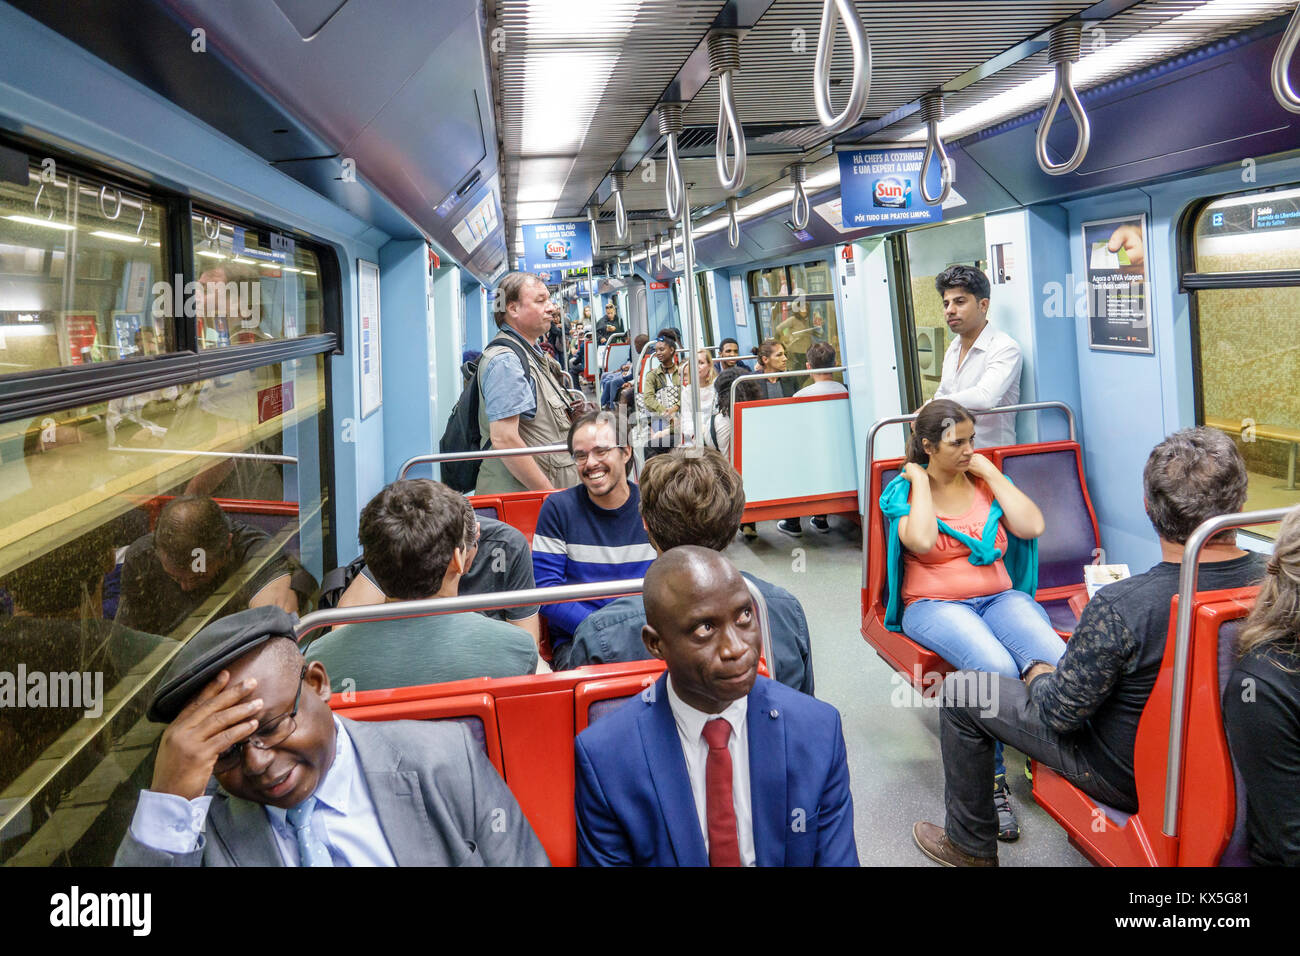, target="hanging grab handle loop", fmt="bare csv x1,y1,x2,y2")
611,171,629,240
1035,22,1091,176
727,197,741,249
789,162,810,231
919,93,953,206
587,204,602,256
813,0,872,135
99,185,122,221
1272,2,1300,113
658,103,685,221
708,31,747,193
